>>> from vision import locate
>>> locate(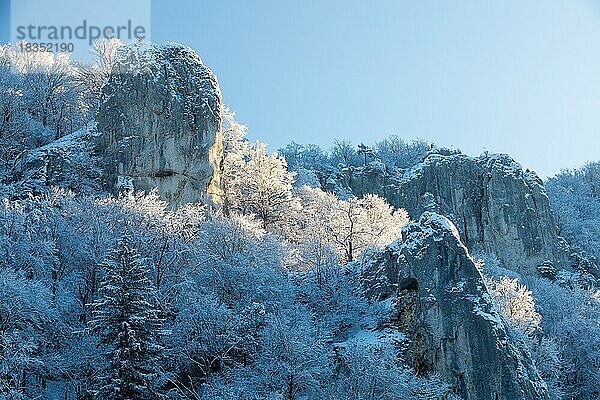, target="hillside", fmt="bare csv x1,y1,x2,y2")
0,41,599,400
